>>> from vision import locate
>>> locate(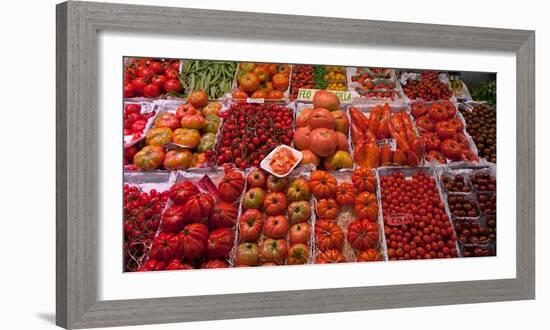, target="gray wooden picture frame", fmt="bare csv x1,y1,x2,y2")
56,1,535,328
